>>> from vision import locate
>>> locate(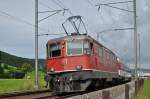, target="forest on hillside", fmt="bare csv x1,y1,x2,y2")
0,51,45,68
0,51,46,78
